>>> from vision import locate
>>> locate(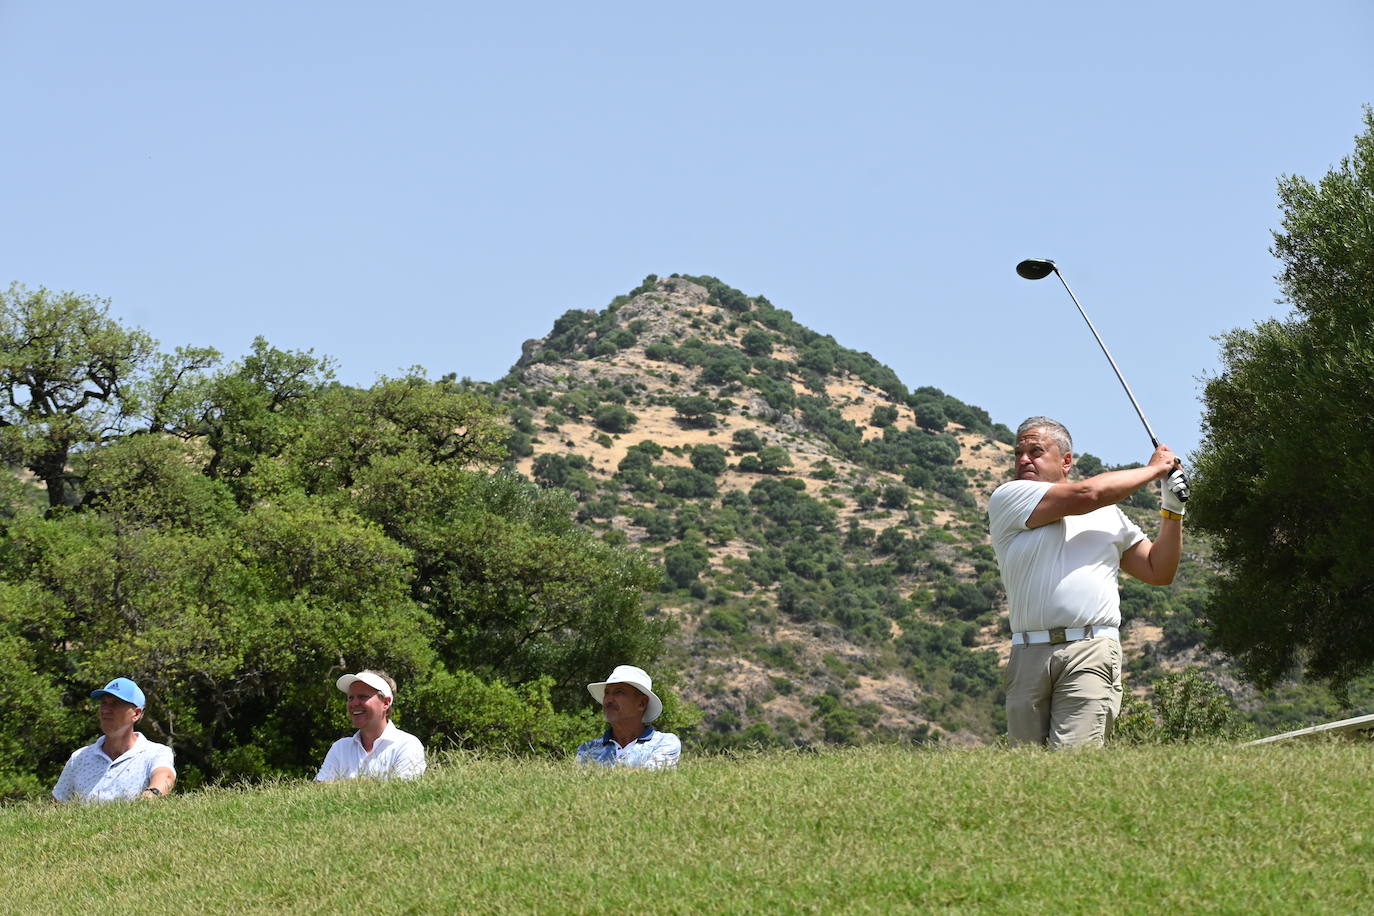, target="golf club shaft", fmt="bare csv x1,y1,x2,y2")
1052,269,1160,448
